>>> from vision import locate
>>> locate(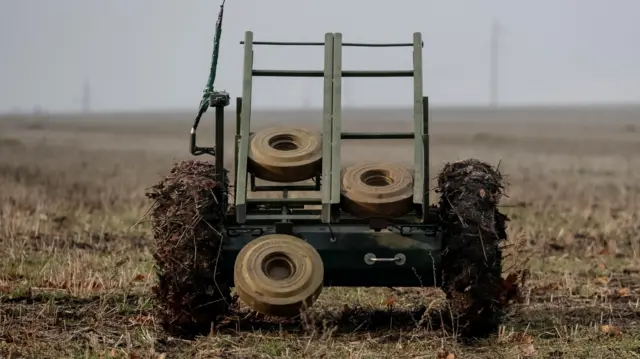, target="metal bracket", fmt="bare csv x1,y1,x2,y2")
364,253,406,266
190,91,230,157
209,90,231,107
275,222,294,235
